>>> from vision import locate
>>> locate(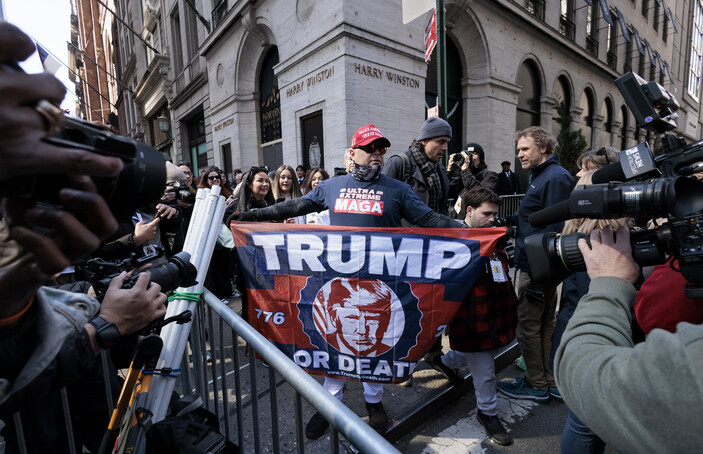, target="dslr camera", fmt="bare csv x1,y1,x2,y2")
0,115,166,220
525,72,703,298
169,181,196,204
